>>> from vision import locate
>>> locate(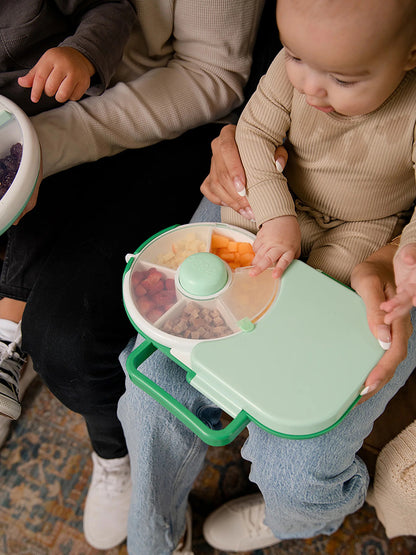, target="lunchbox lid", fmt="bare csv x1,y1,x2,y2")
189,260,383,437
